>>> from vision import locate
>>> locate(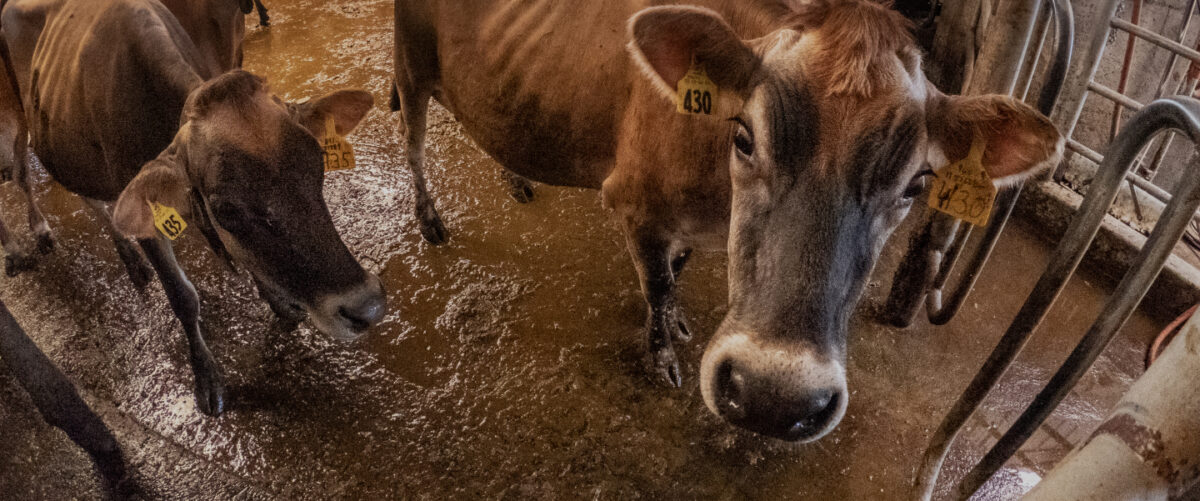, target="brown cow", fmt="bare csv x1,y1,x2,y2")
0,0,254,275
394,0,1062,441
1,0,387,416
